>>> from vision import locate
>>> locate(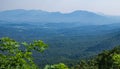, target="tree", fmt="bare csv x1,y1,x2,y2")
73,46,120,69
74,59,98,69
44,63,69,69
0,37,48,69
112,54,120,68
96,46,120,69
